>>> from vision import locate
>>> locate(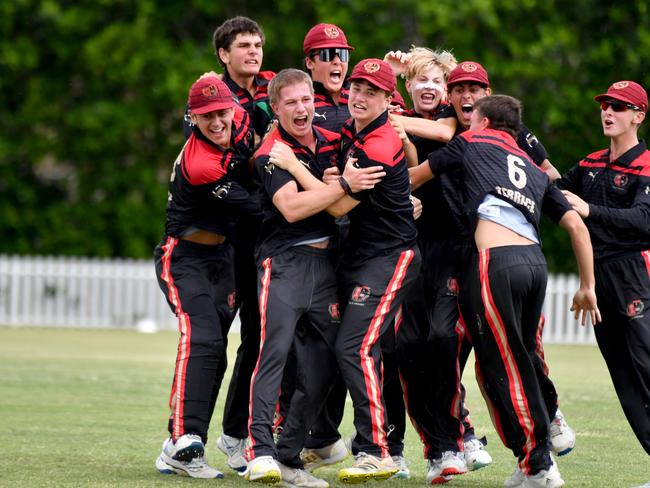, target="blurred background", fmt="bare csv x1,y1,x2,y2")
2,0,648,272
